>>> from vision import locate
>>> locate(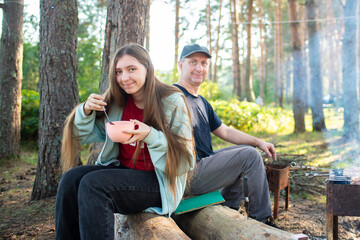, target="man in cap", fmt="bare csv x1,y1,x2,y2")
175,43,277,225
